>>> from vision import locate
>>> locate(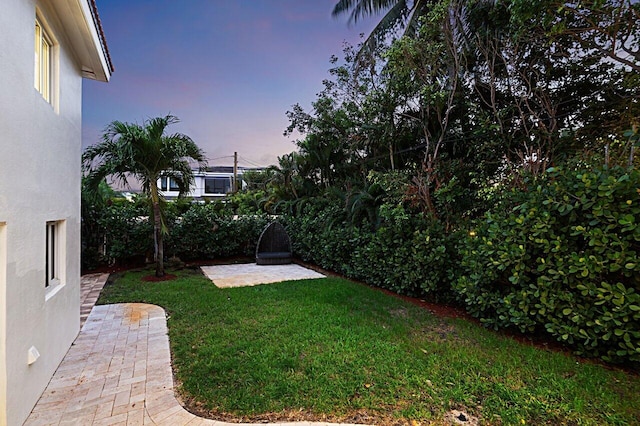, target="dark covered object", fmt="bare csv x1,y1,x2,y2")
255,221,292,265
